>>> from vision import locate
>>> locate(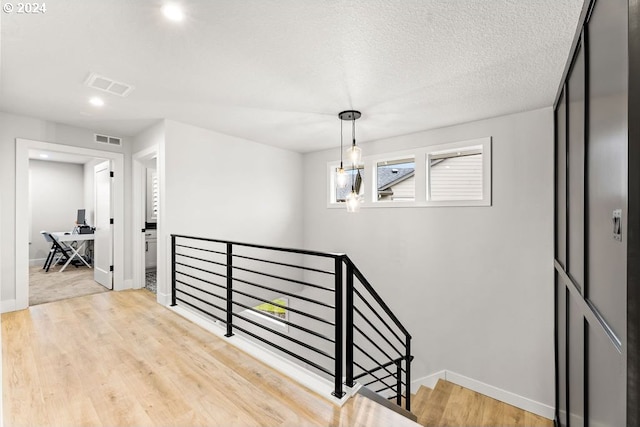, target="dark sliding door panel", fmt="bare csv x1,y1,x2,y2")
568,296,585,427
587,0,628,343
567,43,586,293
557,90,568,269
588,322,626,427
556,278,568,426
